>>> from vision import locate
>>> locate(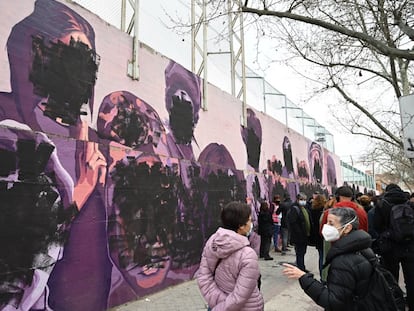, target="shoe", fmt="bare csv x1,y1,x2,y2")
274,247,282,253
281,251,286,256
264,257,274,261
